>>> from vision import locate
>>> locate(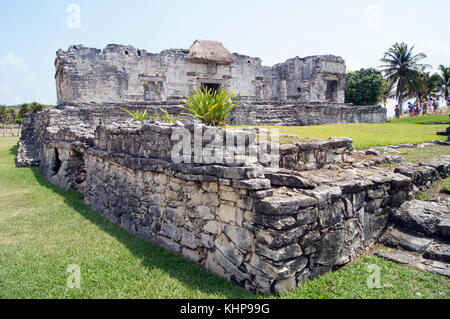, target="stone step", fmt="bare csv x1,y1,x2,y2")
375,248,450,278
381,228,432,253
391,200,449,239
